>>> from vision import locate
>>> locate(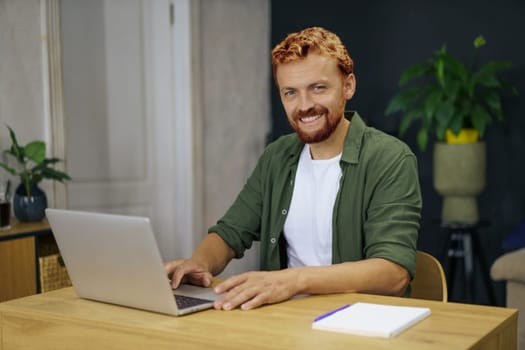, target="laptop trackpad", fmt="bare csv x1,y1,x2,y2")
173,284,219,301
